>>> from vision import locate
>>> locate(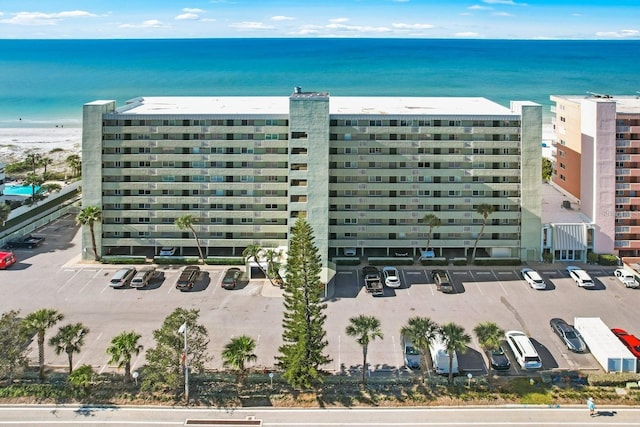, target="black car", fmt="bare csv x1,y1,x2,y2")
221,267,242,289
175,266,200,291
550,318,587,352
490,346,511,371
